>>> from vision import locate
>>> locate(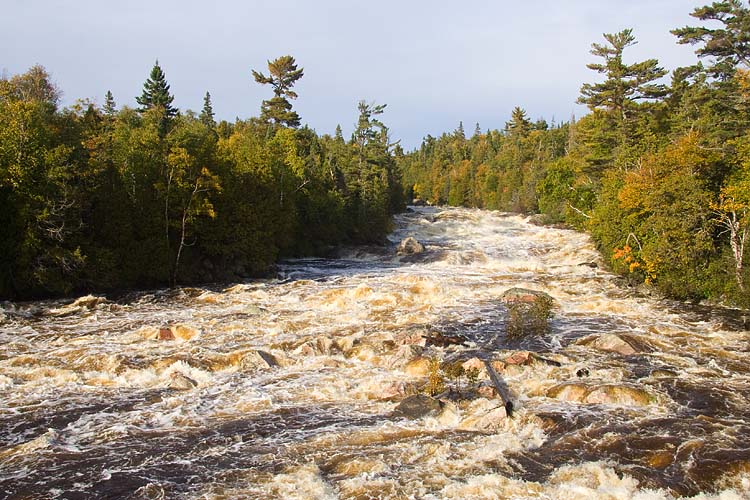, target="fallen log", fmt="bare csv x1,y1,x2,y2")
483,359,514,417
